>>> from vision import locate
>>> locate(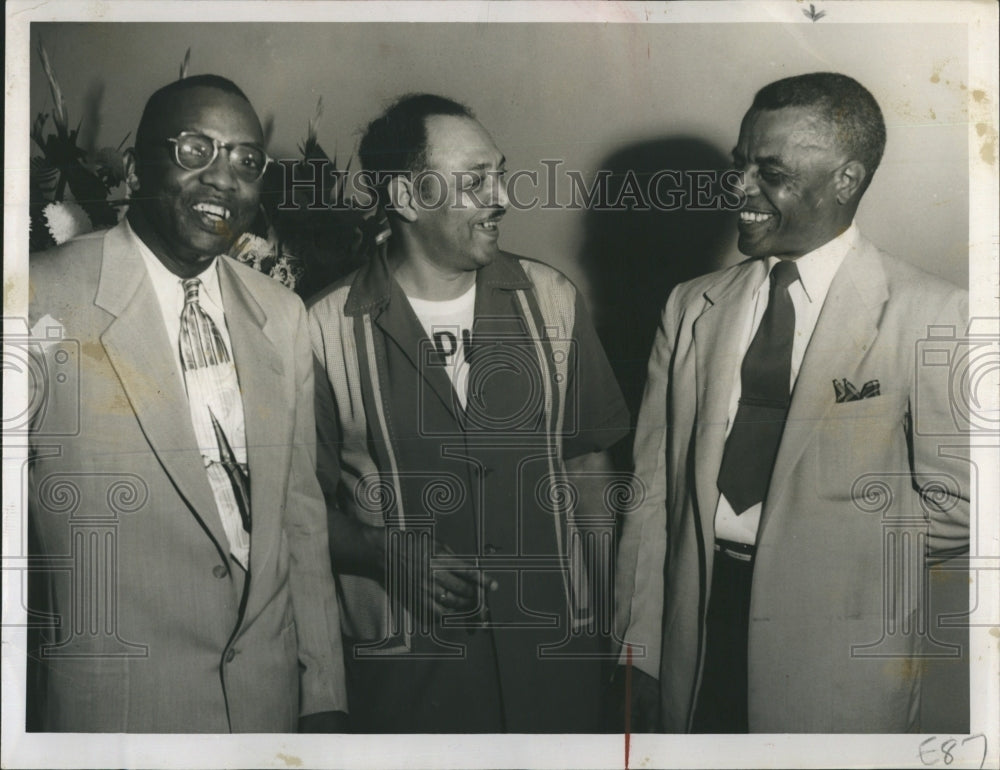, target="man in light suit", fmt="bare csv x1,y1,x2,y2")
27,75,347,732
614,72,969,733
